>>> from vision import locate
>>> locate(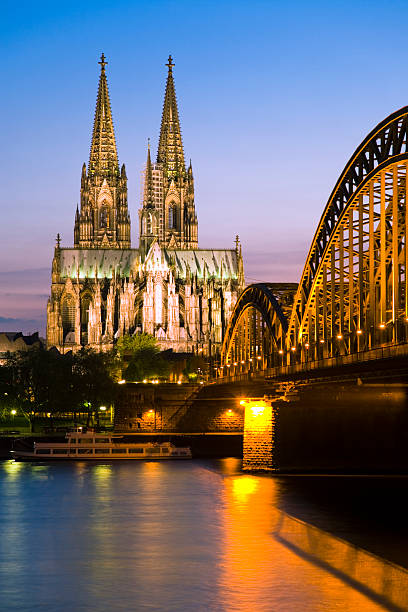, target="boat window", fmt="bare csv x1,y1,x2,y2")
78,449,92,454
95,438,109,443
161,448,169,453
146,447,160,454
95,449,107,454
69,449,77,454
70,438,76,443
129,448,144,453
40,449,51,454
53,449,68,454
113,449,127,453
